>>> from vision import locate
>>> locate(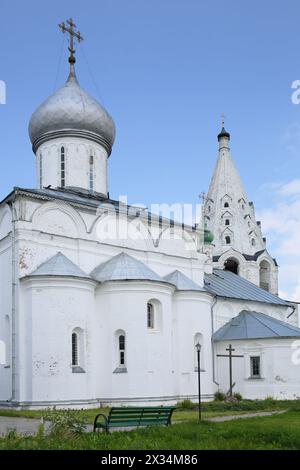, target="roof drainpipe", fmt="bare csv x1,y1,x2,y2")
287,304,296,319
6,198,17,404
210,295,219,386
